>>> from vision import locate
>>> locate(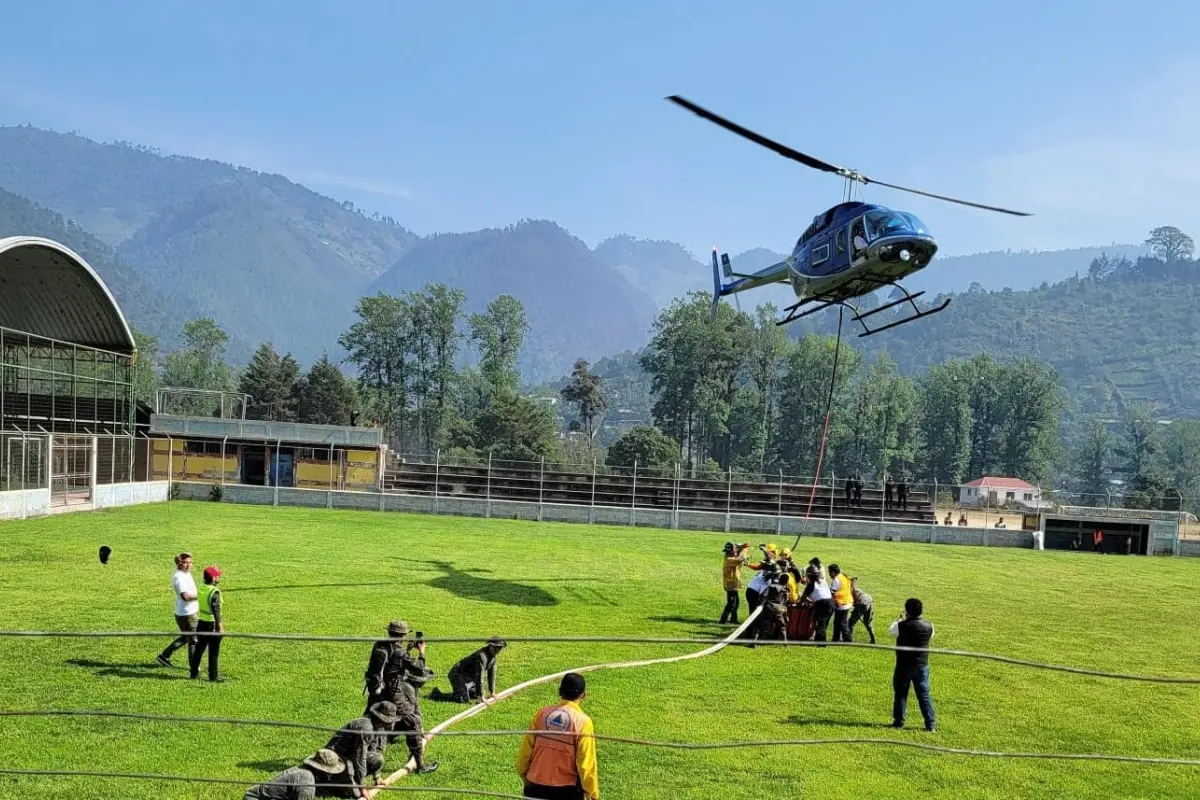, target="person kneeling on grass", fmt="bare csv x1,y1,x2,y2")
244,748,346,800
431,637,507,703
324,701,401,798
